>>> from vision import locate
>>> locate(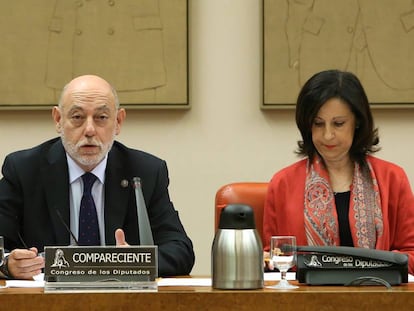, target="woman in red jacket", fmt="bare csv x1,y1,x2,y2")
263,69,414,274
